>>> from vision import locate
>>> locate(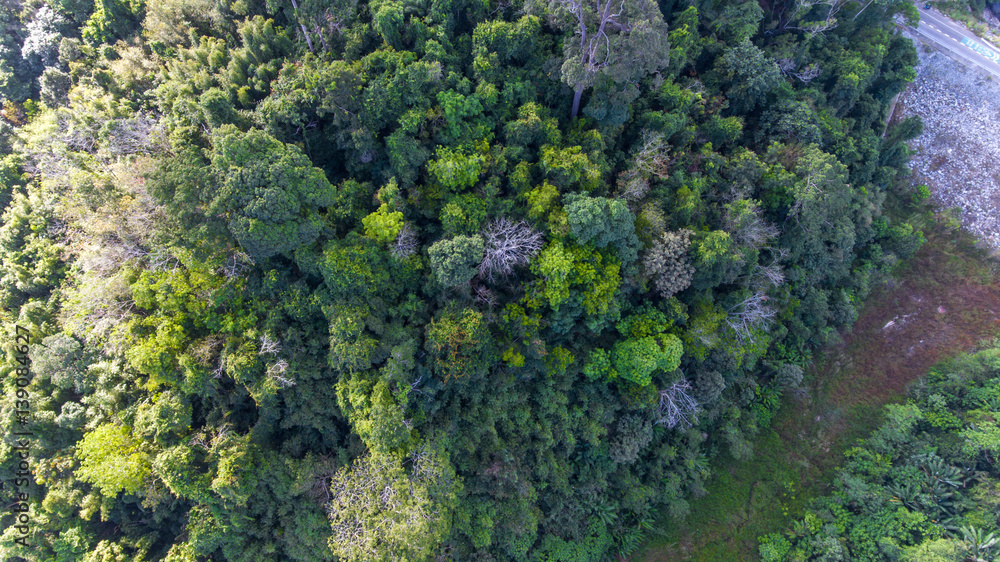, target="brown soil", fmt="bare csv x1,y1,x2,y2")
782,226,1000,480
